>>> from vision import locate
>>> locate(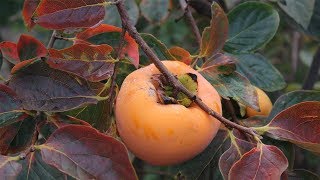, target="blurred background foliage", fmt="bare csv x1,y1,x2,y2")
0,0,319,178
